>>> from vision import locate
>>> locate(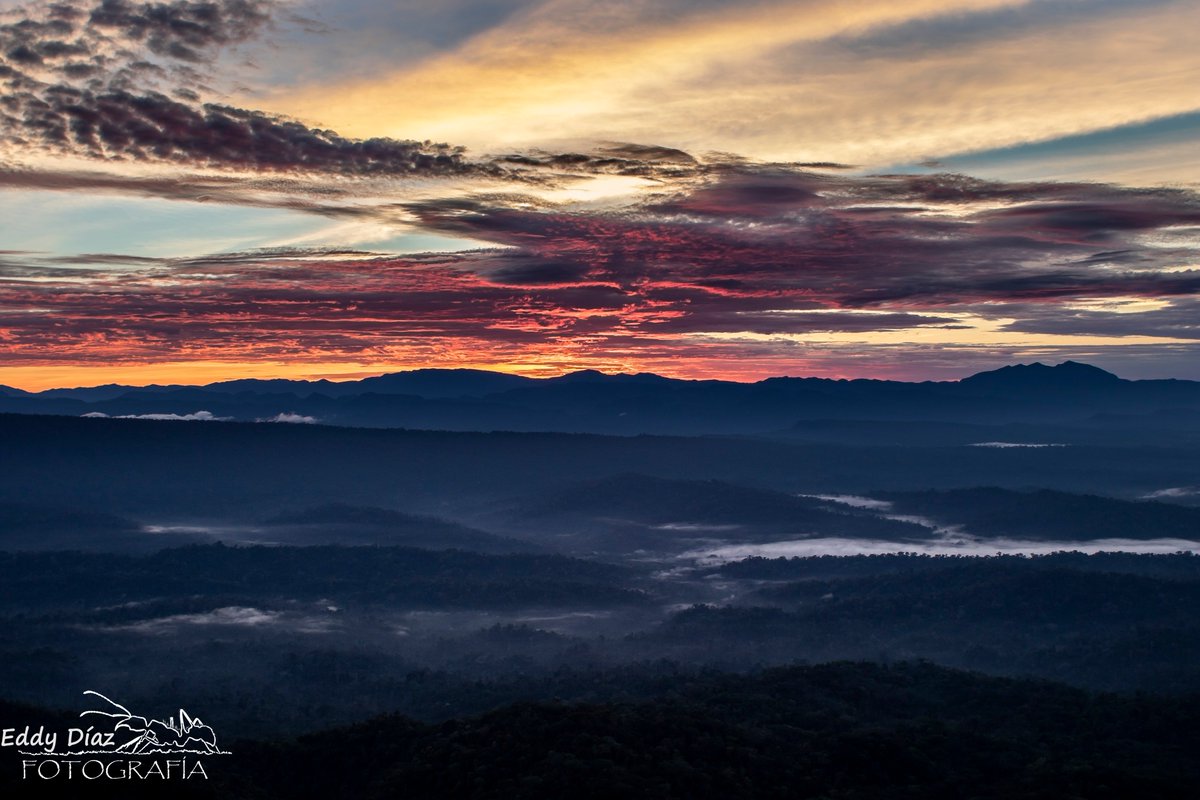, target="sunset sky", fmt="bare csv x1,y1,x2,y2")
1,0,1198,390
